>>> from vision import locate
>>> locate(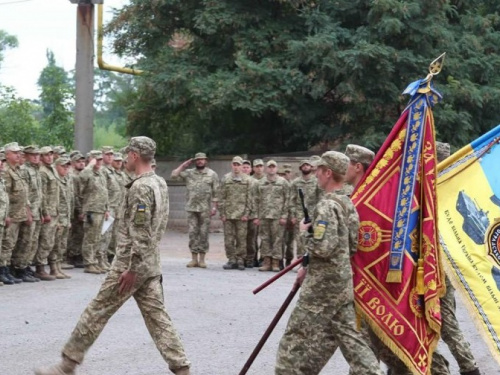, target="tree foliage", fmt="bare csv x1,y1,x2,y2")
0,29,18,69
